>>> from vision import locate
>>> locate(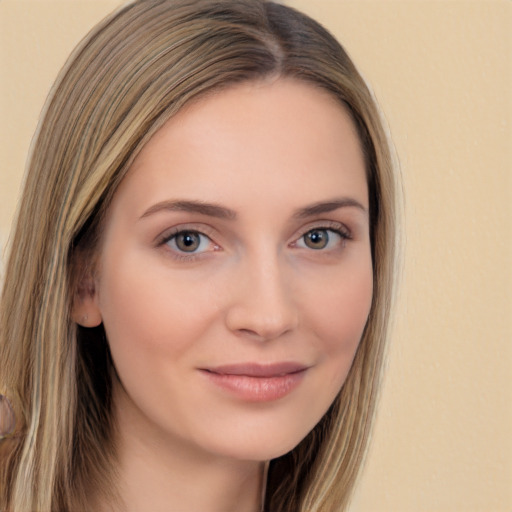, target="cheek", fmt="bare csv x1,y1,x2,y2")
302,257,373,378
96,251,220,371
